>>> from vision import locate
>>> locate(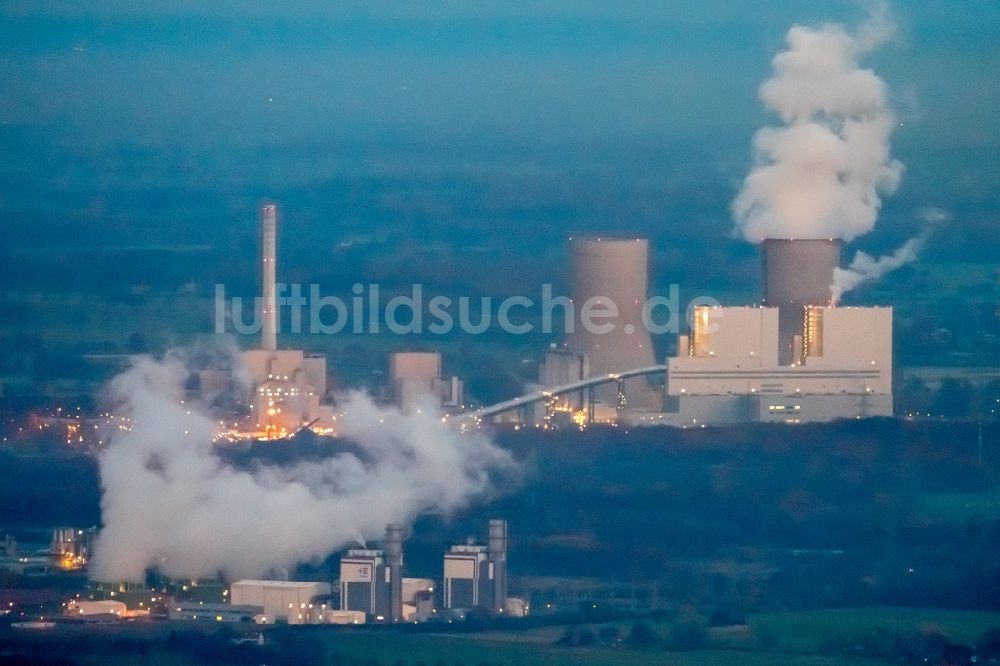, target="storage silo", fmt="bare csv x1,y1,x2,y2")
761,239,842,365
566,238,658,408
